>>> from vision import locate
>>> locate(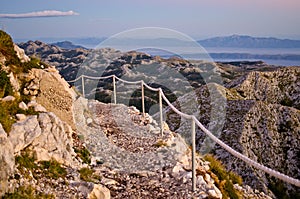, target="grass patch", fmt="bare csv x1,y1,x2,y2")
204,154,243,199
15,151,37,173
16,151,67,180
0,69,39,133
79,167,101,183
21,57,44,73
2,185,54,199
0,70,13,98
75,147,91,164
153,139,168,147
0,30,20,67
0,98,38,133
39,160,67,180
